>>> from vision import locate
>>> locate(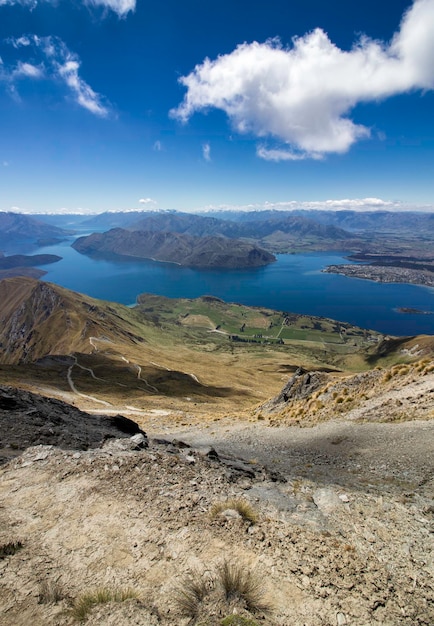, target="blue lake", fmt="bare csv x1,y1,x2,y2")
37,237,434,336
